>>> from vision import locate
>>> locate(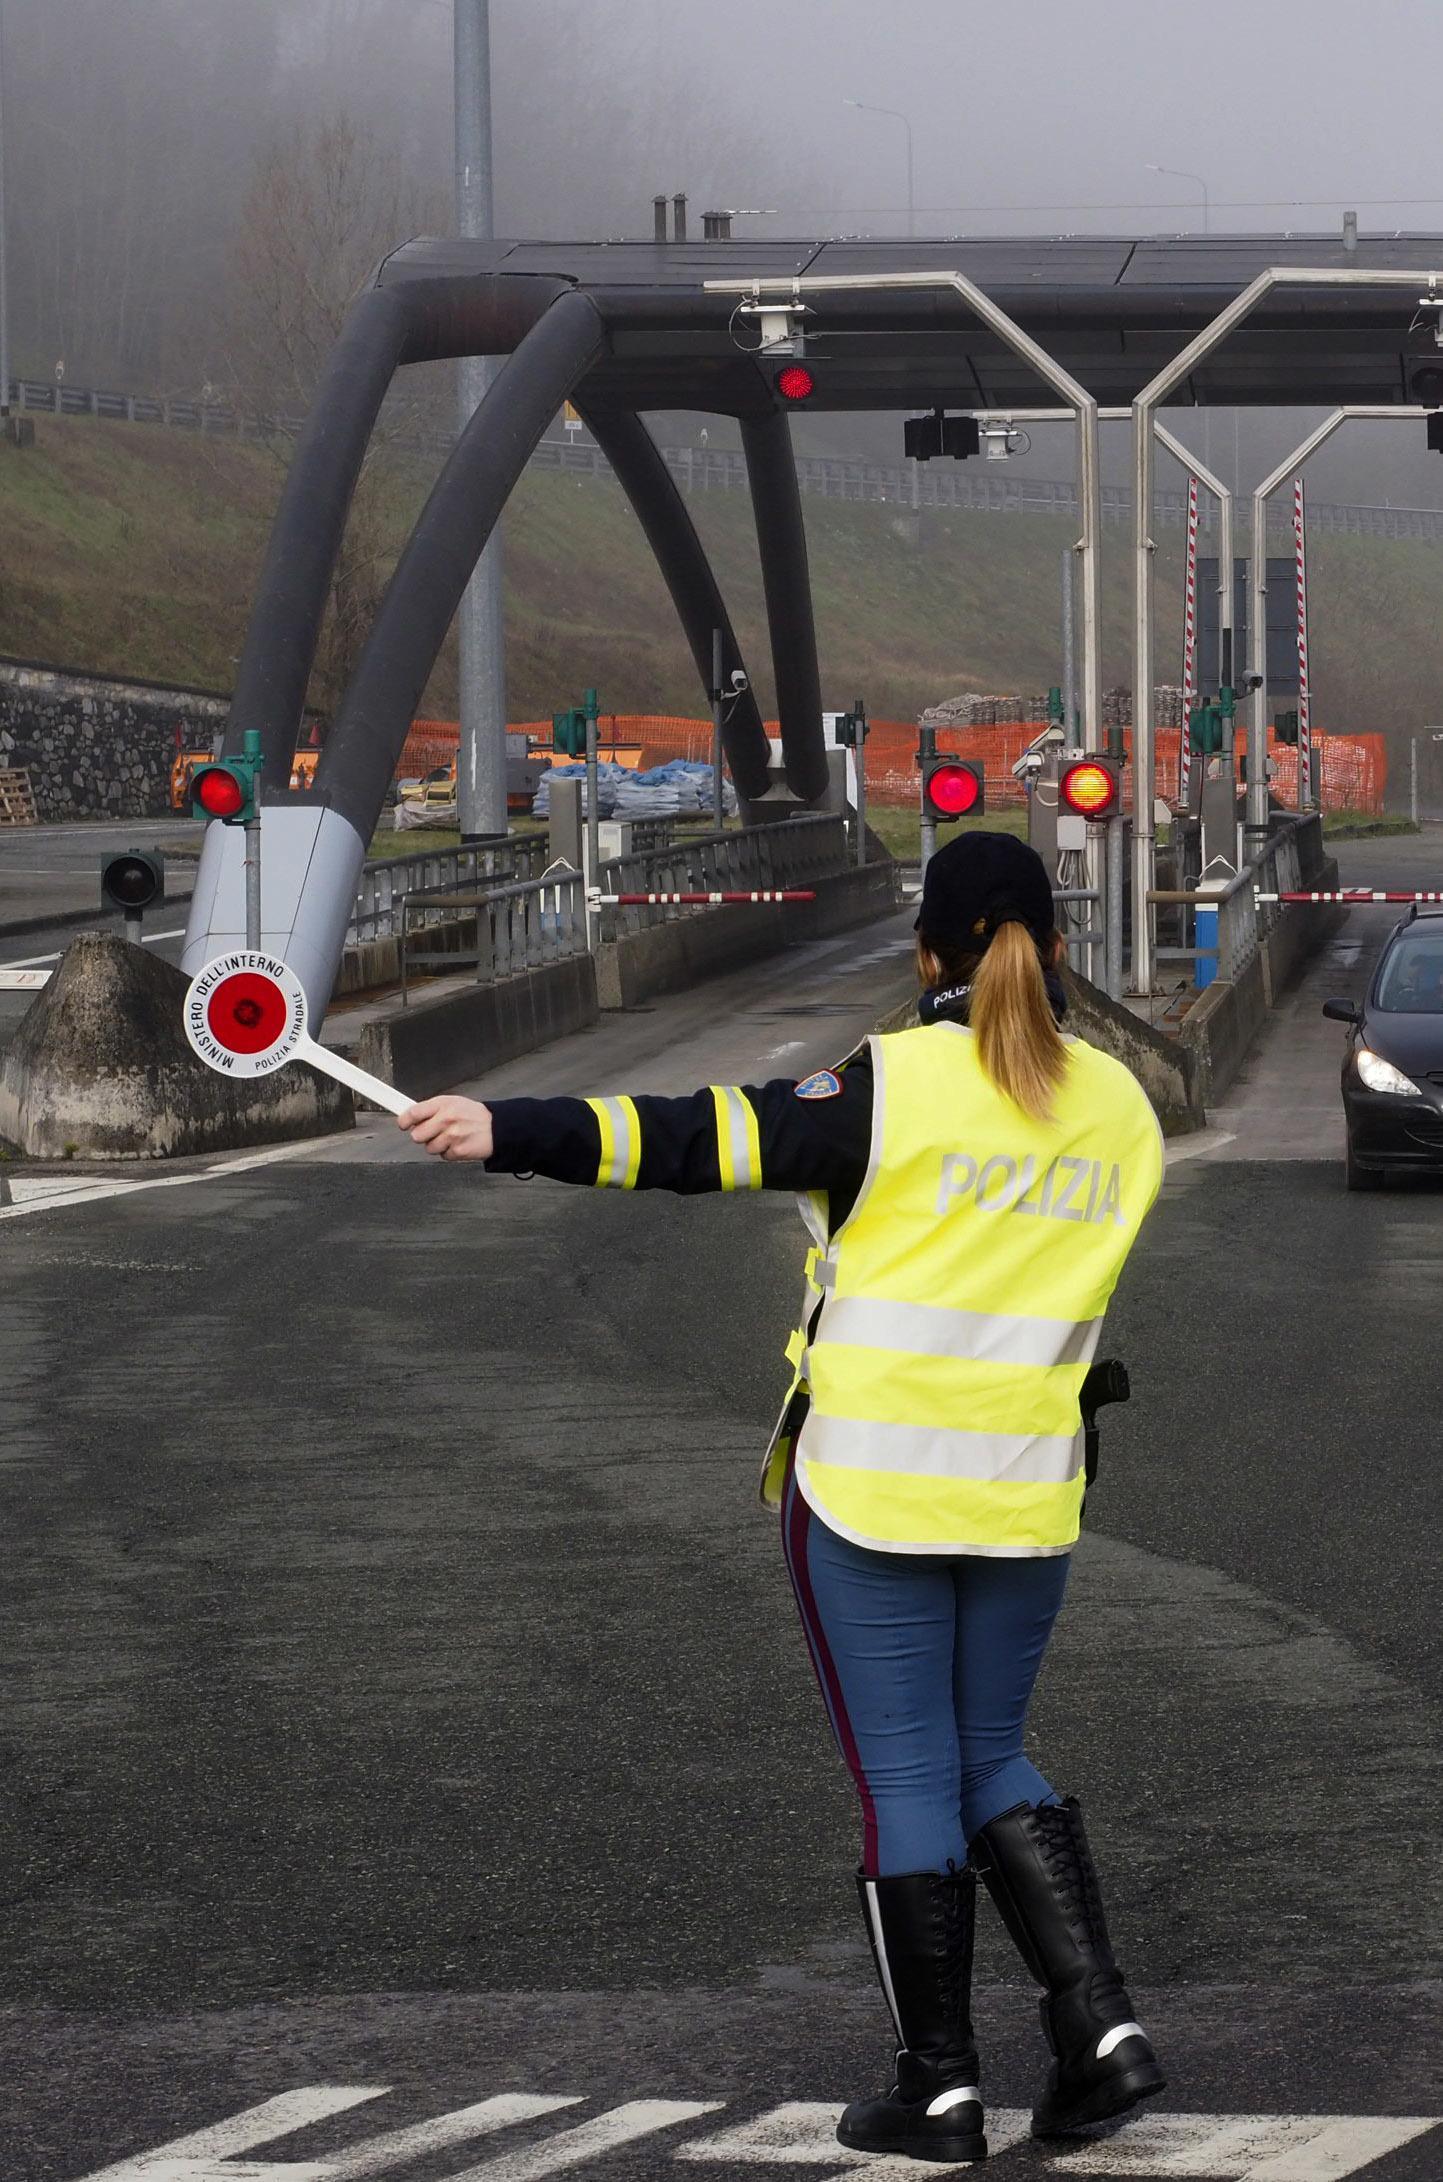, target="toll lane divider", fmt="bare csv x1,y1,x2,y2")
70,2091,1441,2181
